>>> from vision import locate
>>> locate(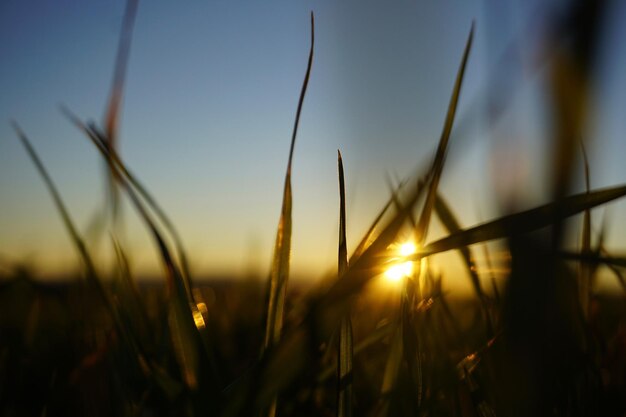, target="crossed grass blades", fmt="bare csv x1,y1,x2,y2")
4,4,626,417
